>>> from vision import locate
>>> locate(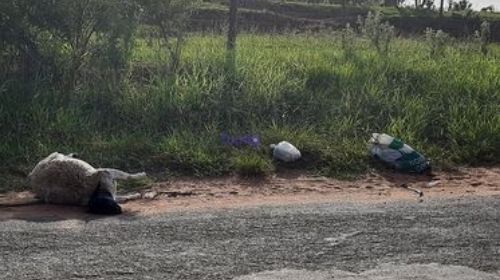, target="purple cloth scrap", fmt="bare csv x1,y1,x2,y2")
221,132,261,149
